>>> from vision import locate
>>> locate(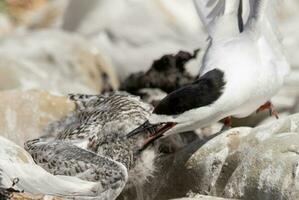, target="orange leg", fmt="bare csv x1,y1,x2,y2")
221,116,232,131
256,101,279,119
